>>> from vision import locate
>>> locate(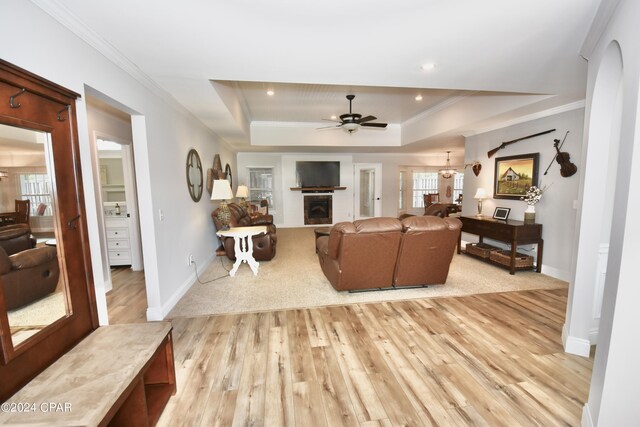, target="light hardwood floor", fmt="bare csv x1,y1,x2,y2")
105,267,148,324
157,288,593,426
